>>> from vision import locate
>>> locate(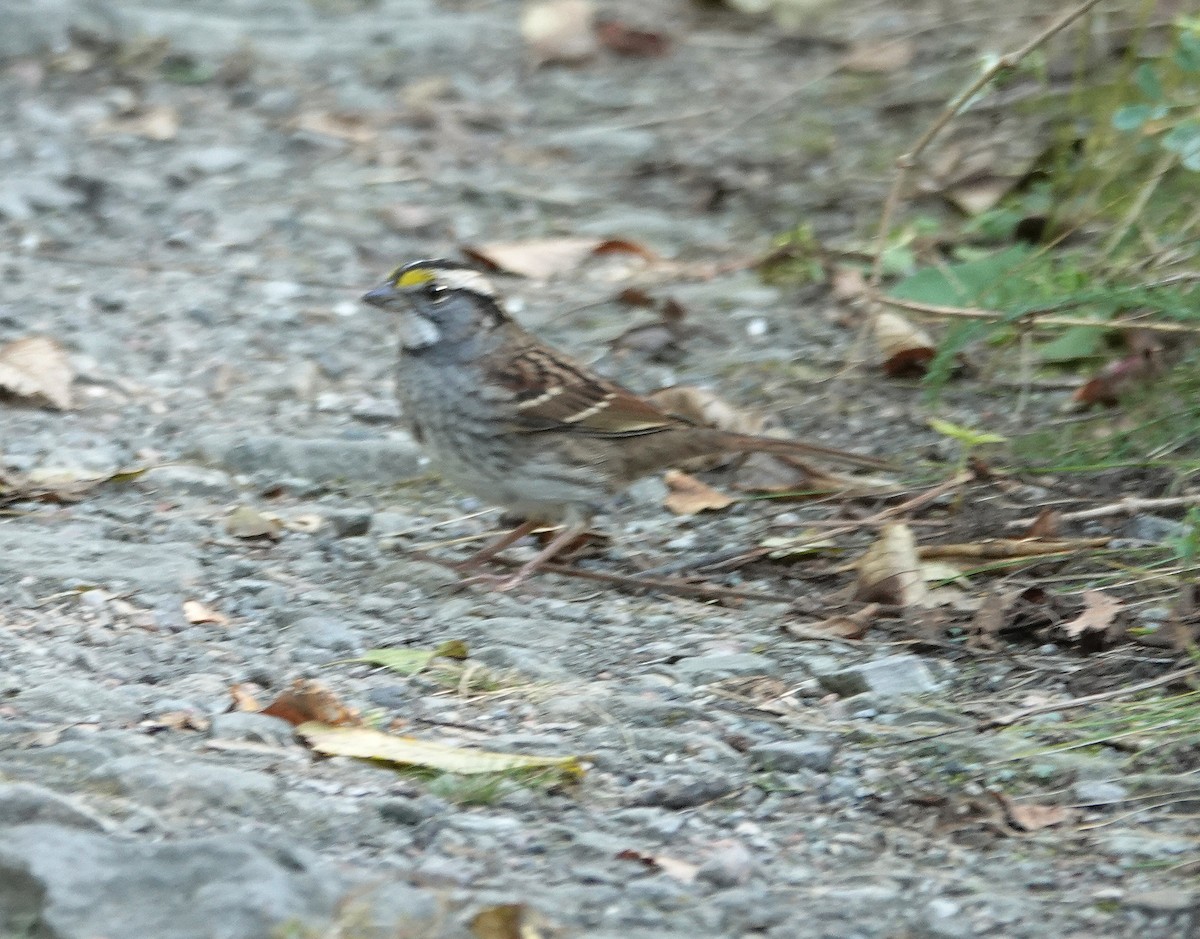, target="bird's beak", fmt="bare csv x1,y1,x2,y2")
361,282,400,308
